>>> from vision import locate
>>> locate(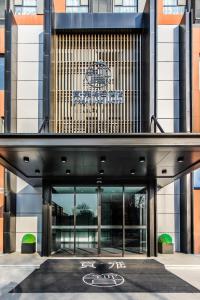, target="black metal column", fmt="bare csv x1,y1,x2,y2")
141,0,157,132
4,8,12,133
180,174,192,253
42,182,52,256
3,170,16,253
179,6,193,254
147,181,157,257
43,0,52,132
